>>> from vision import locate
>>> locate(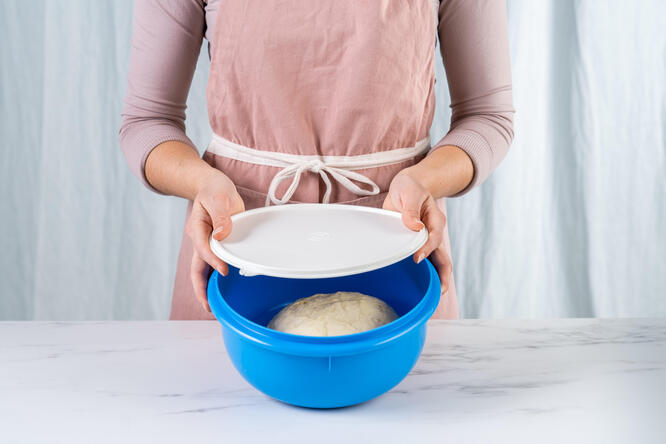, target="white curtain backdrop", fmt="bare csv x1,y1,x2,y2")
1,1,664,320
